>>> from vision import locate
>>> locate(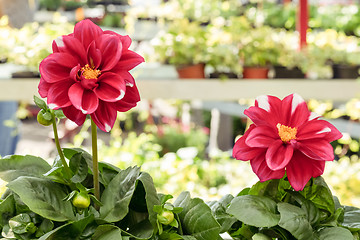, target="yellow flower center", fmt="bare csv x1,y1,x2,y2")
81,64,101,79
277,123,297,143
